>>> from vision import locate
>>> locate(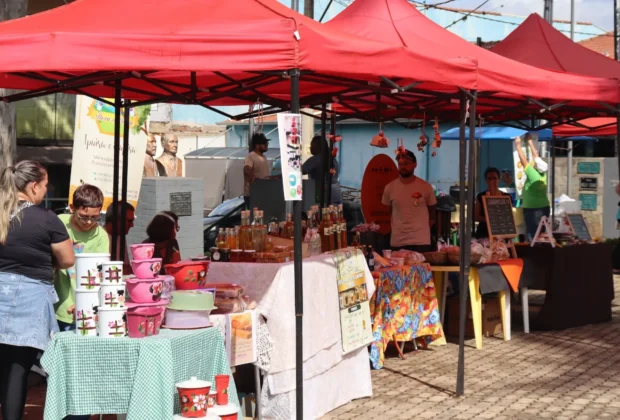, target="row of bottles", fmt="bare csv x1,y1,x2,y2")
317,204,347,253
215,204,349,258
217,209,268,252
